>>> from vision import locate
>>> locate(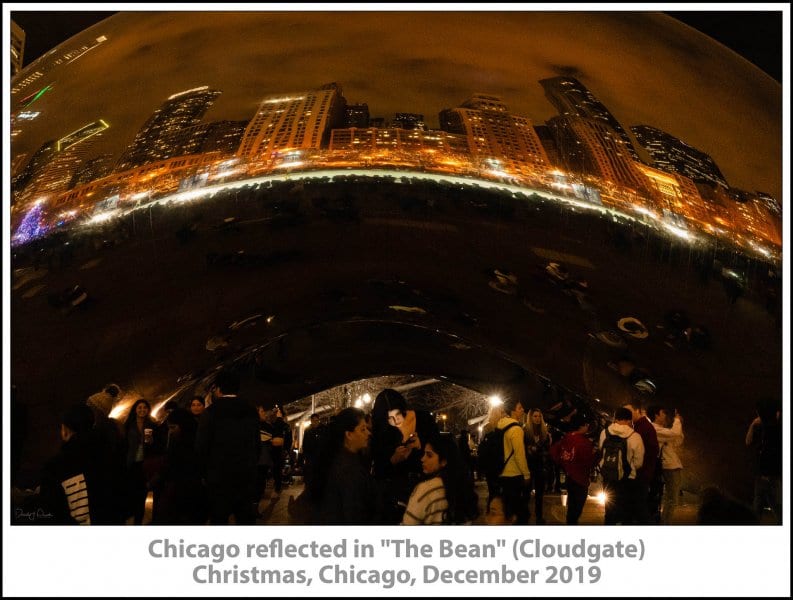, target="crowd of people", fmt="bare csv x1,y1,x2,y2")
32,368,781,526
